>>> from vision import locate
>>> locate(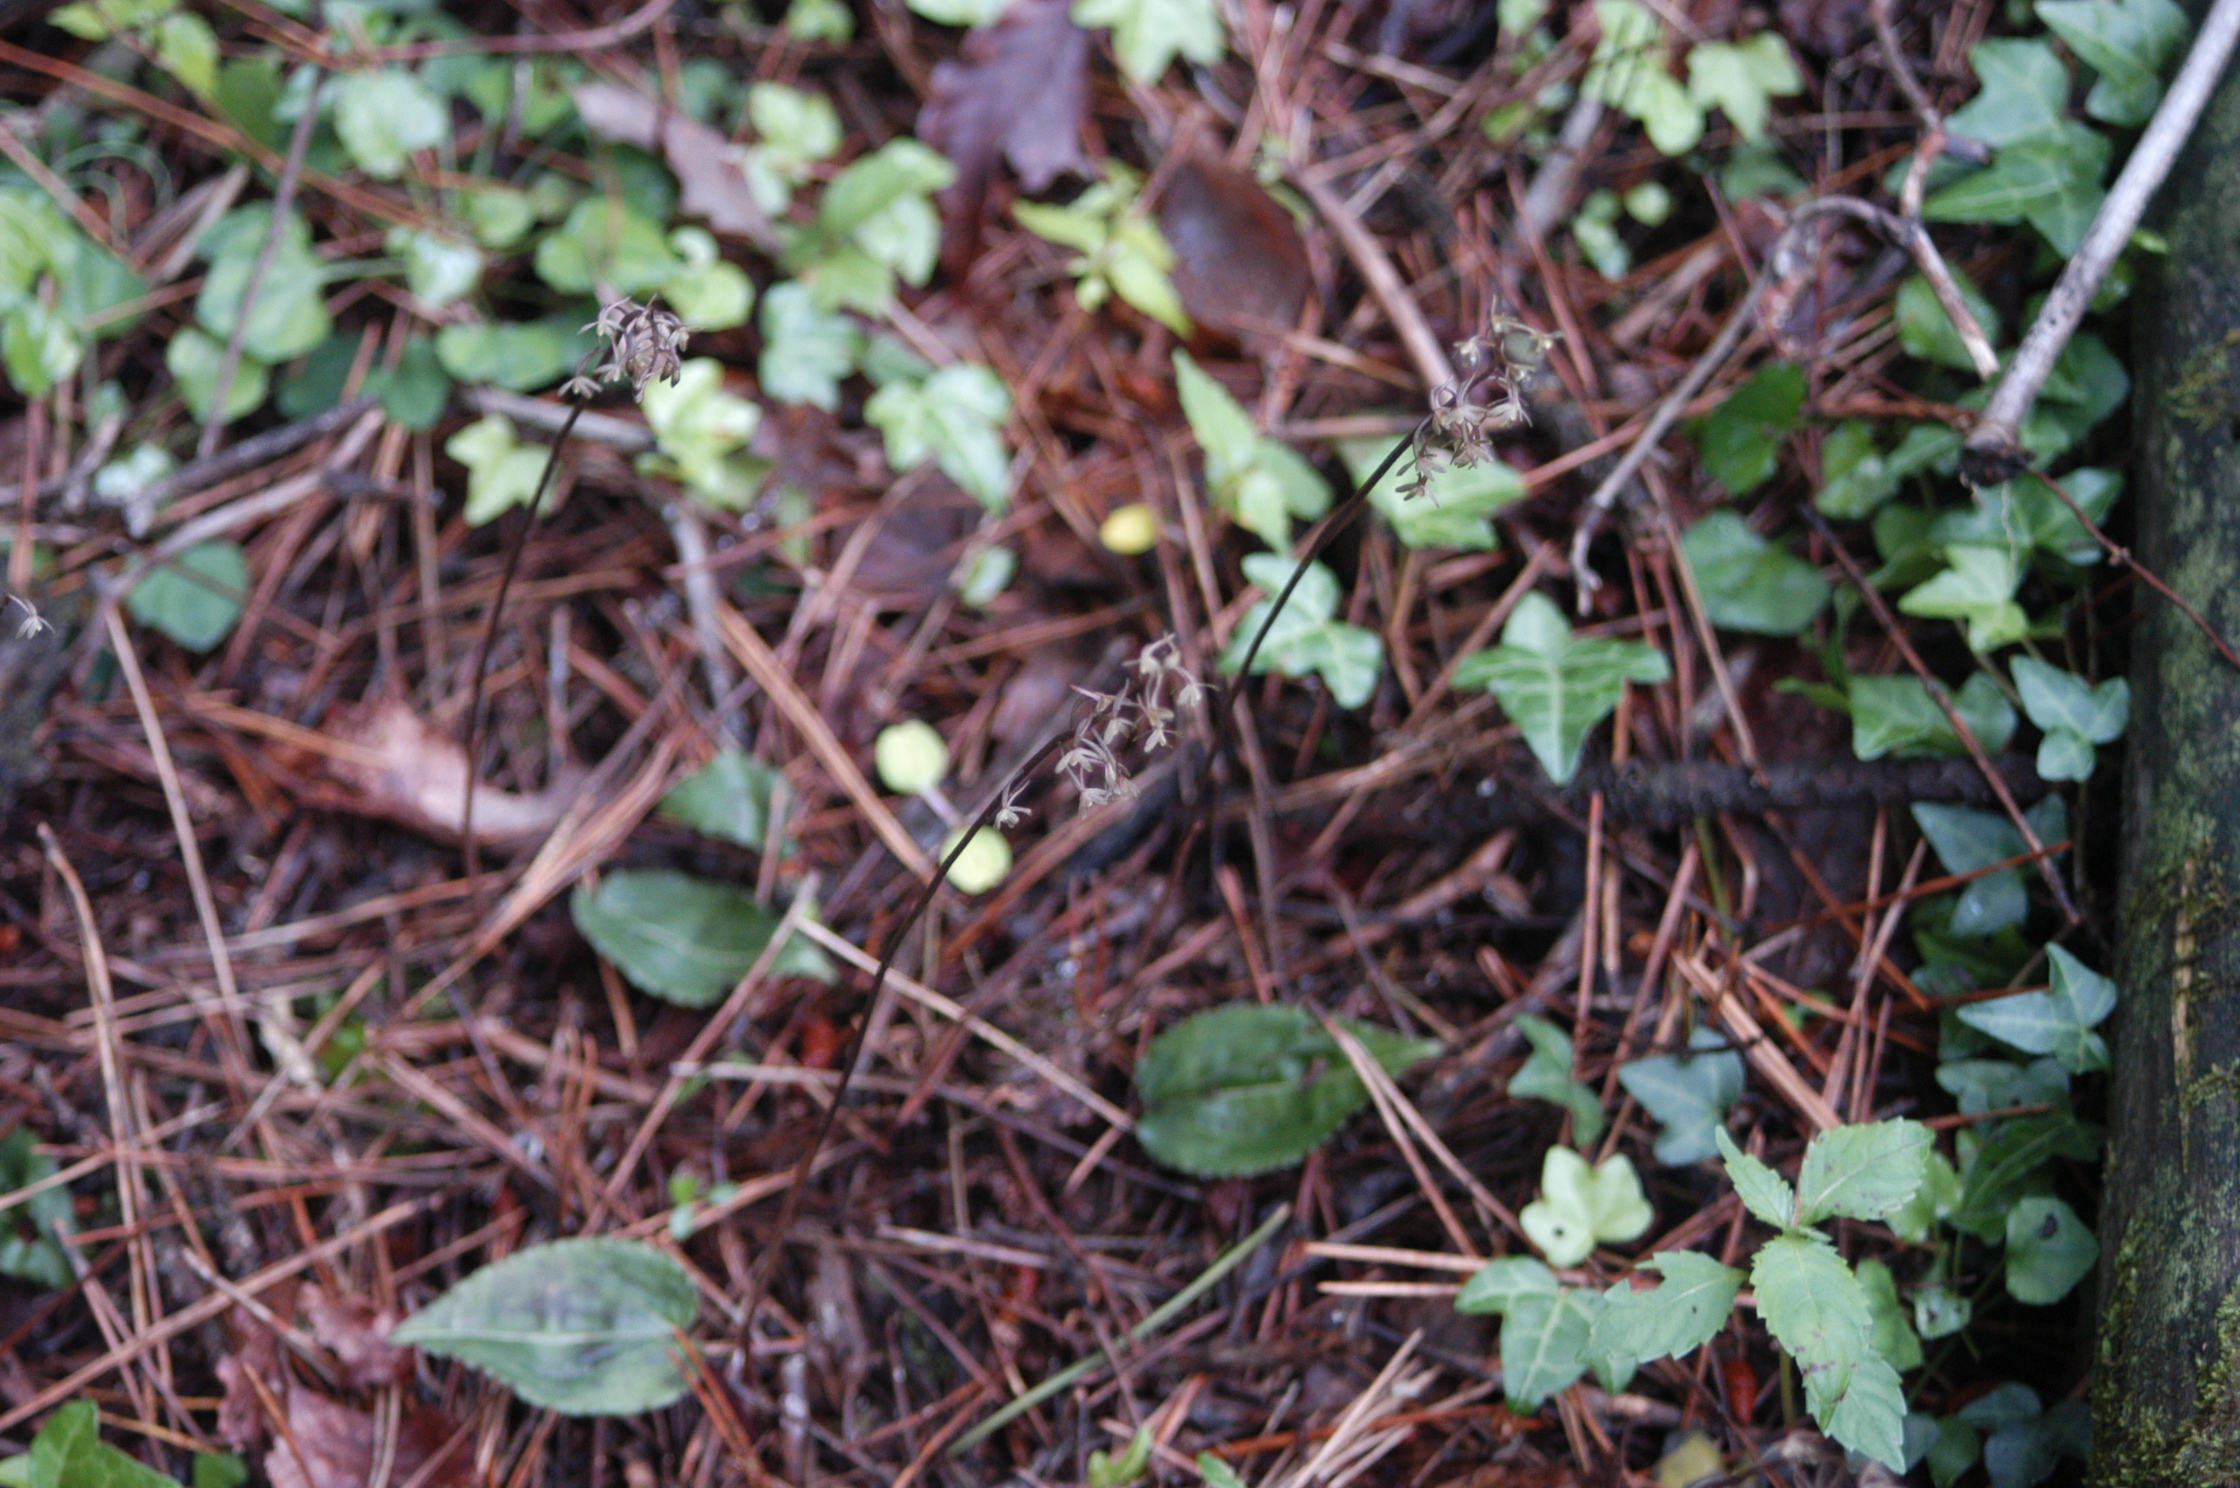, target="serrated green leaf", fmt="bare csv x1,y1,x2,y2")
334,69,449,179
1509,1015,1607,1144
1849,672,2016,762
1,1400,185,1488
1587,1251,1744,1365
128,540,247,652
570,869,834,1008
1616,1031,1744,1164
1684,34,1801,141
1500,1287,1600,1408
1752,1233,1906,1467
1715,1125,1795,1228
2004,1196,2098,1303
1071,0,1224,83
1889,1148,1964,1242
658,749,785,849
864,362,1013,513
0,1126,76,1290
1690,363,1806,495
1796,1119,1931,1225
389,1238,698,1414
1452,592,1669,785
1855,1257,1923,1370
1681,510,1830,636
1132,1004,1438,1177
1521,1147,1653,1267
1454,1255,1560,1315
